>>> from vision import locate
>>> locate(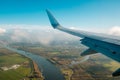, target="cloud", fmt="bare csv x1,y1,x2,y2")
108,26,120,36
0,24,79,45
0,28,6,34
7,27,54,44
10,28,30,42
4,24,120,45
